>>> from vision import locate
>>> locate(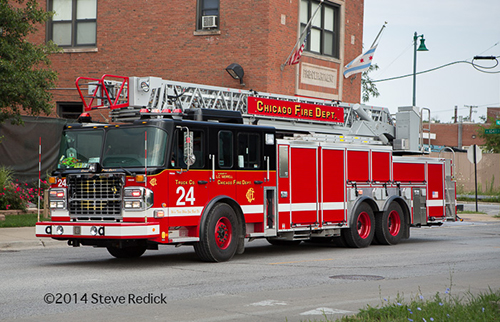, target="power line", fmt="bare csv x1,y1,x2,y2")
372,56,500,83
